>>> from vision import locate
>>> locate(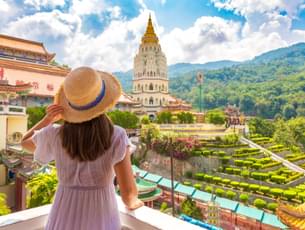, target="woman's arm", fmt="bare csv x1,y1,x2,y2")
114,149,144,210
21,104,63,152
